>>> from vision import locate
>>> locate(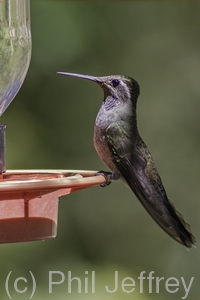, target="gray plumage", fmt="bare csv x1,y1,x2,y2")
57,71,196,248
